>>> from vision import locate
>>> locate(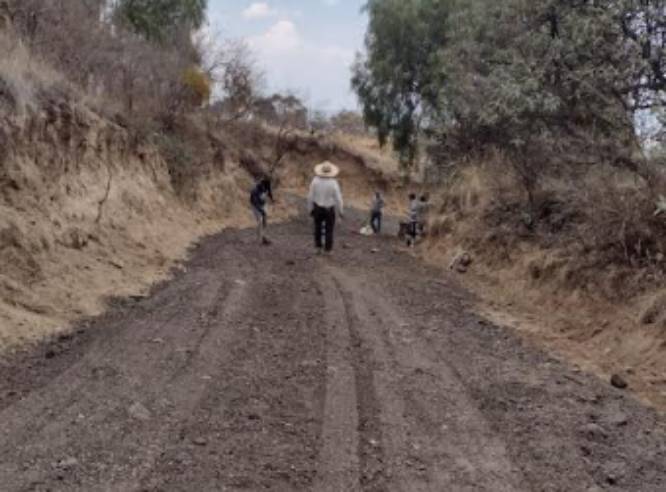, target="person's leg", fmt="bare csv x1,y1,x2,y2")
313,206,324,251
407,220,416,246
325,207,336,252
259,208,271,244
377,212,382,234
252,207,263,243
260,212,272,244
370,212,379,233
